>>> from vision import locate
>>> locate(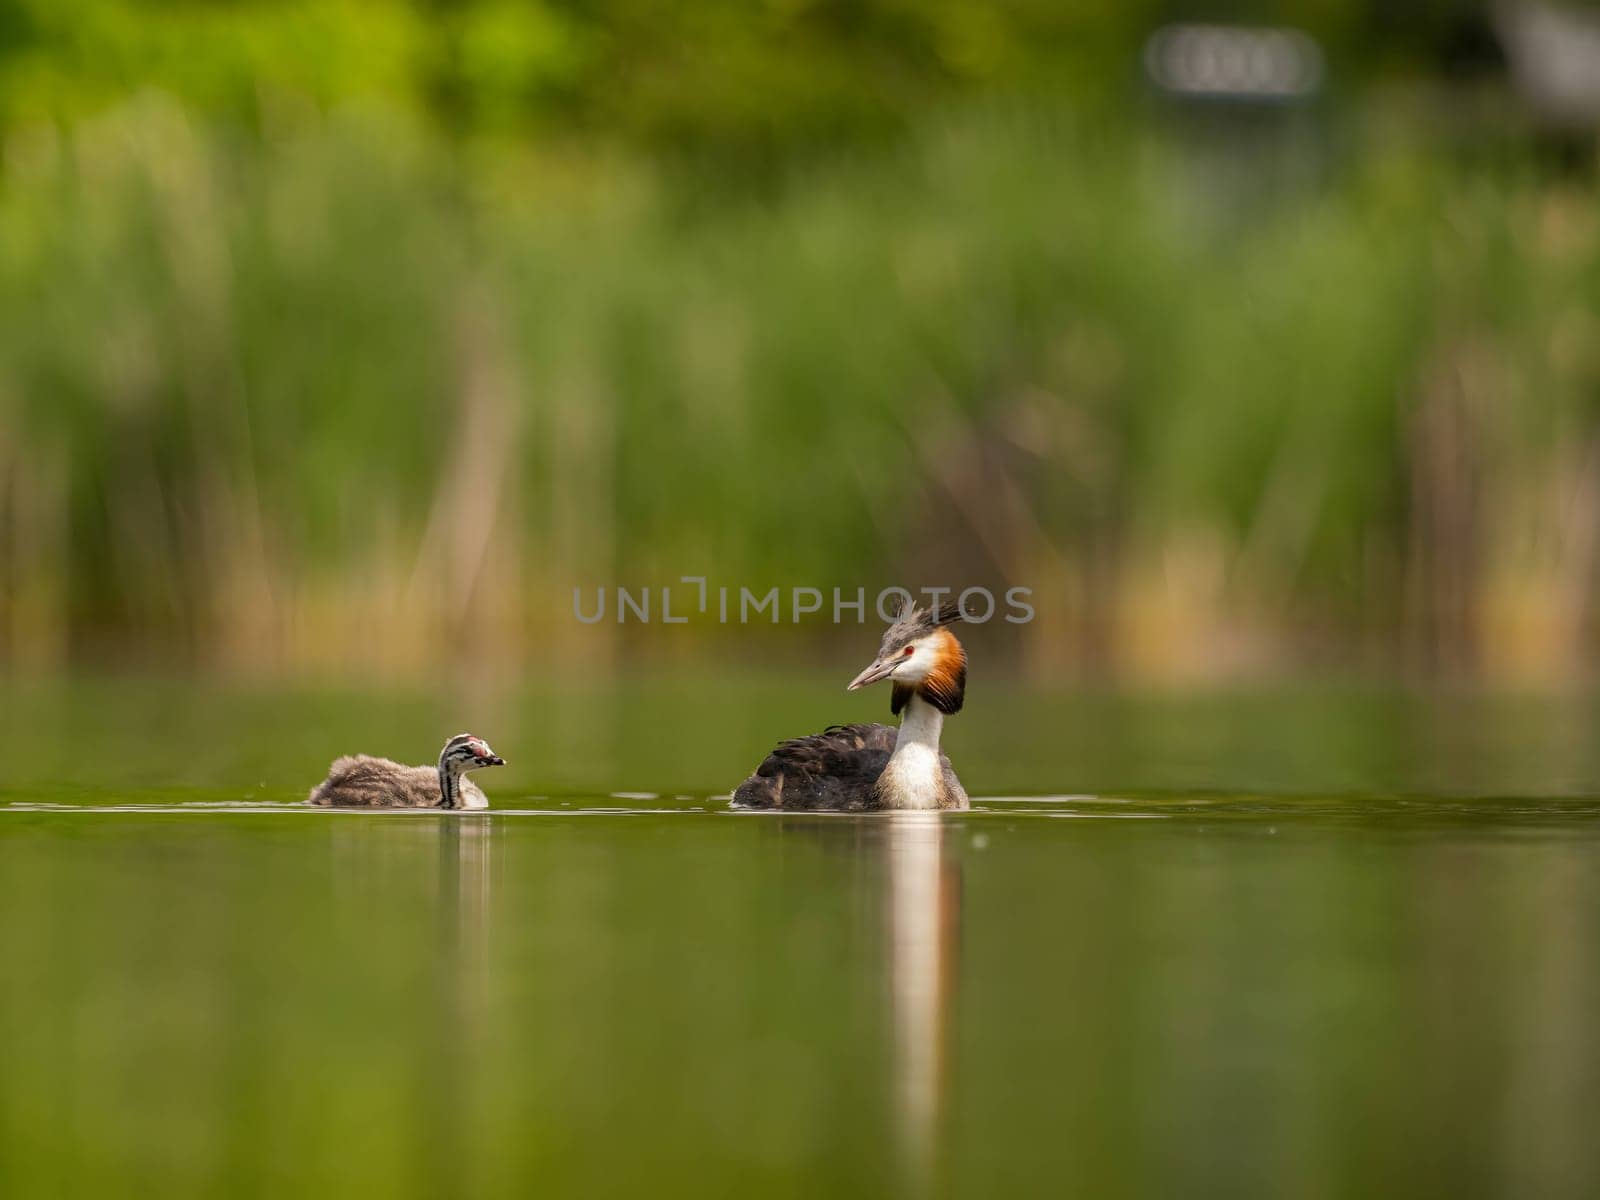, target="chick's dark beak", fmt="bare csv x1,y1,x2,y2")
847,658,897,691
